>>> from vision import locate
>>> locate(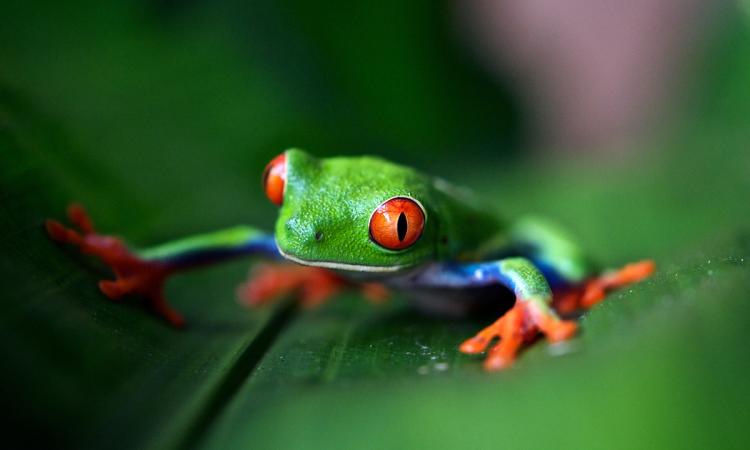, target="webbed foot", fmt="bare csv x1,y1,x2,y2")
237,263,345,308
46,204,185,327
555,260,655,314
460,299,577,371
237,263,390,308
